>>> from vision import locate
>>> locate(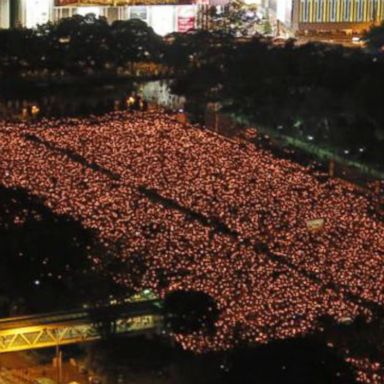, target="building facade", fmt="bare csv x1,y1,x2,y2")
277,0,384,32
1,0,383,33
1,0,203,34
0,0,10,28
